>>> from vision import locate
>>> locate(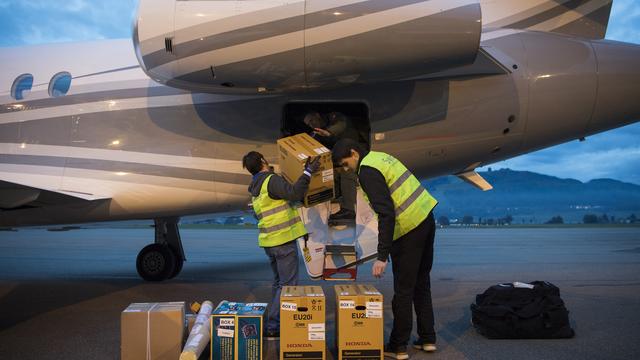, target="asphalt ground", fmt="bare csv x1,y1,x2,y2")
0,227,639,360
